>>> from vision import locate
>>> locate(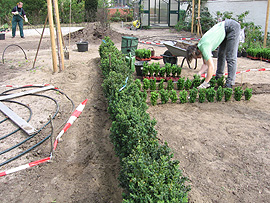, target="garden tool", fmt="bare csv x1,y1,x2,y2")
18,13,42,35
